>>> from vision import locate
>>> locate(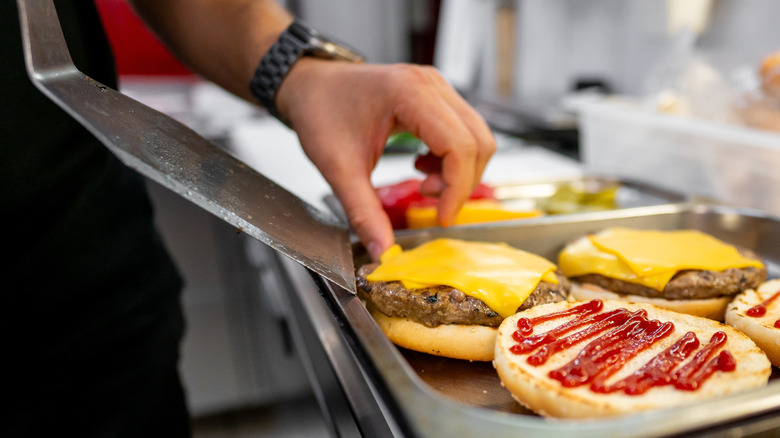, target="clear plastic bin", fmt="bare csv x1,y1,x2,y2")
578,98,780,216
